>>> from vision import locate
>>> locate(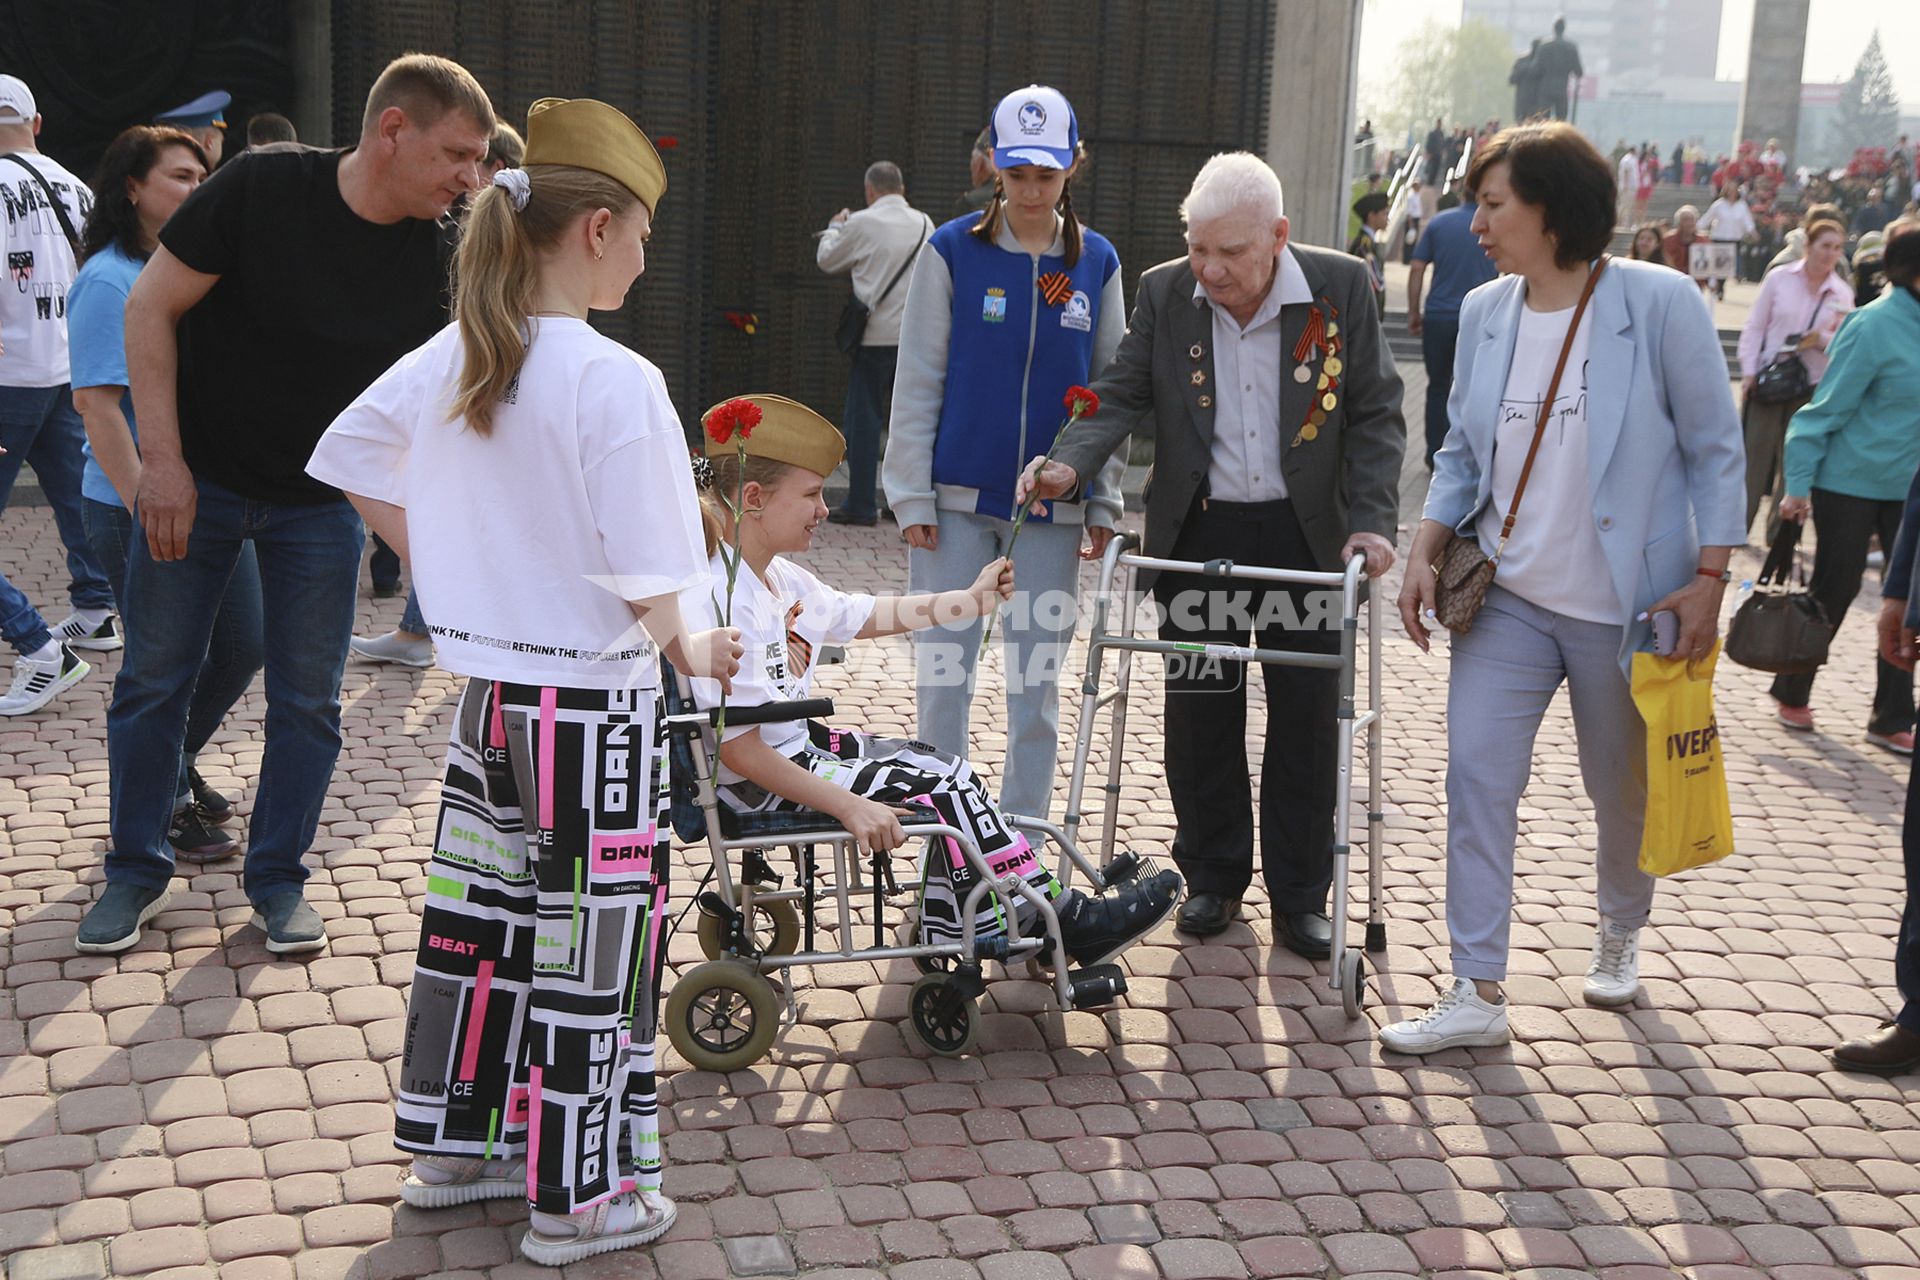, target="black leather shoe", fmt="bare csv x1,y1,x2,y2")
1832,1023,1920,1076
1176,893,1241,937
827,508,878,527
1275,910,1333,960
